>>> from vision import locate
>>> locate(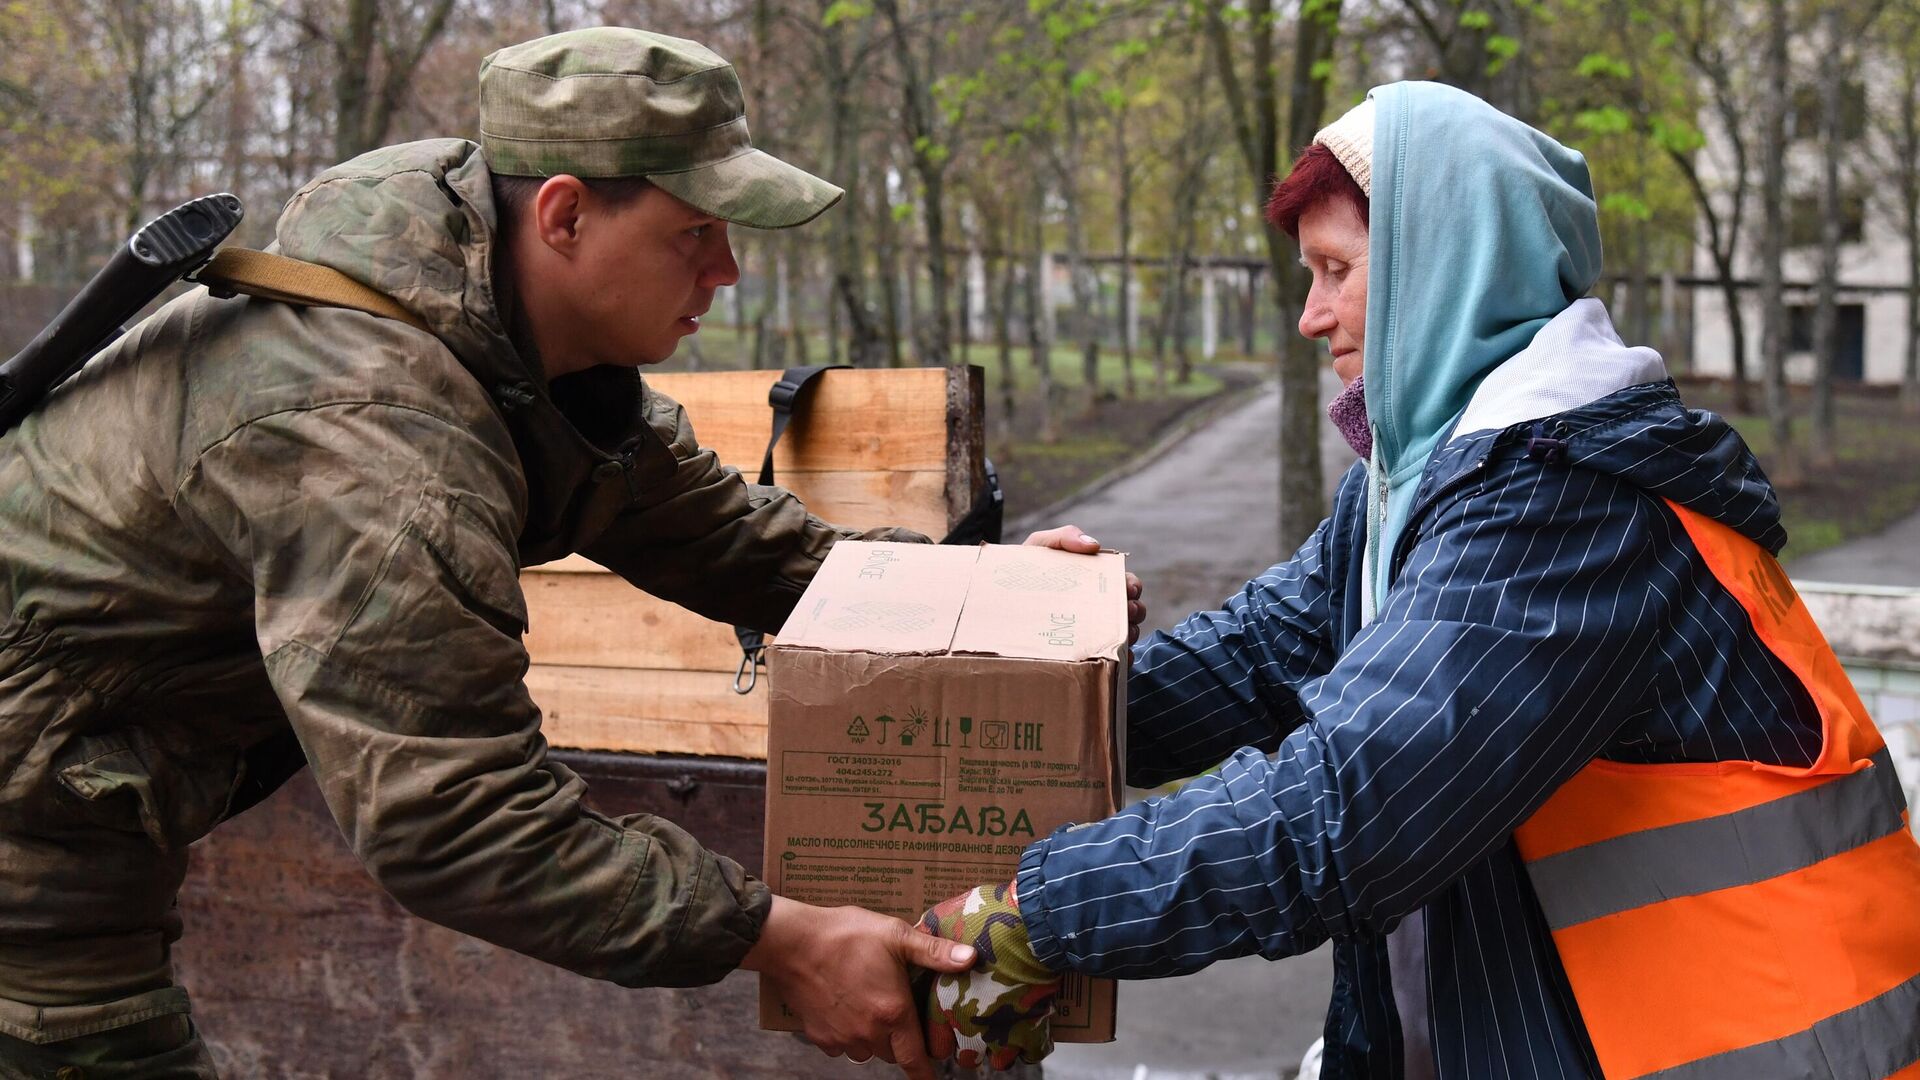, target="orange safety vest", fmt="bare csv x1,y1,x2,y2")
1513,501,1920,1080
